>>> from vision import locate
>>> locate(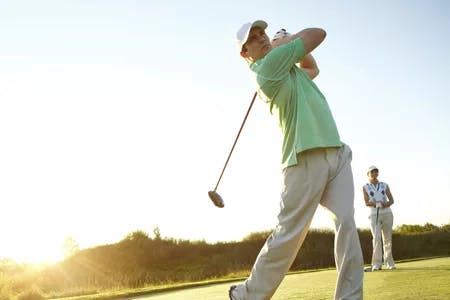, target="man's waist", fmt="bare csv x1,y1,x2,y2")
369,207,392,214
301,145,341,153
